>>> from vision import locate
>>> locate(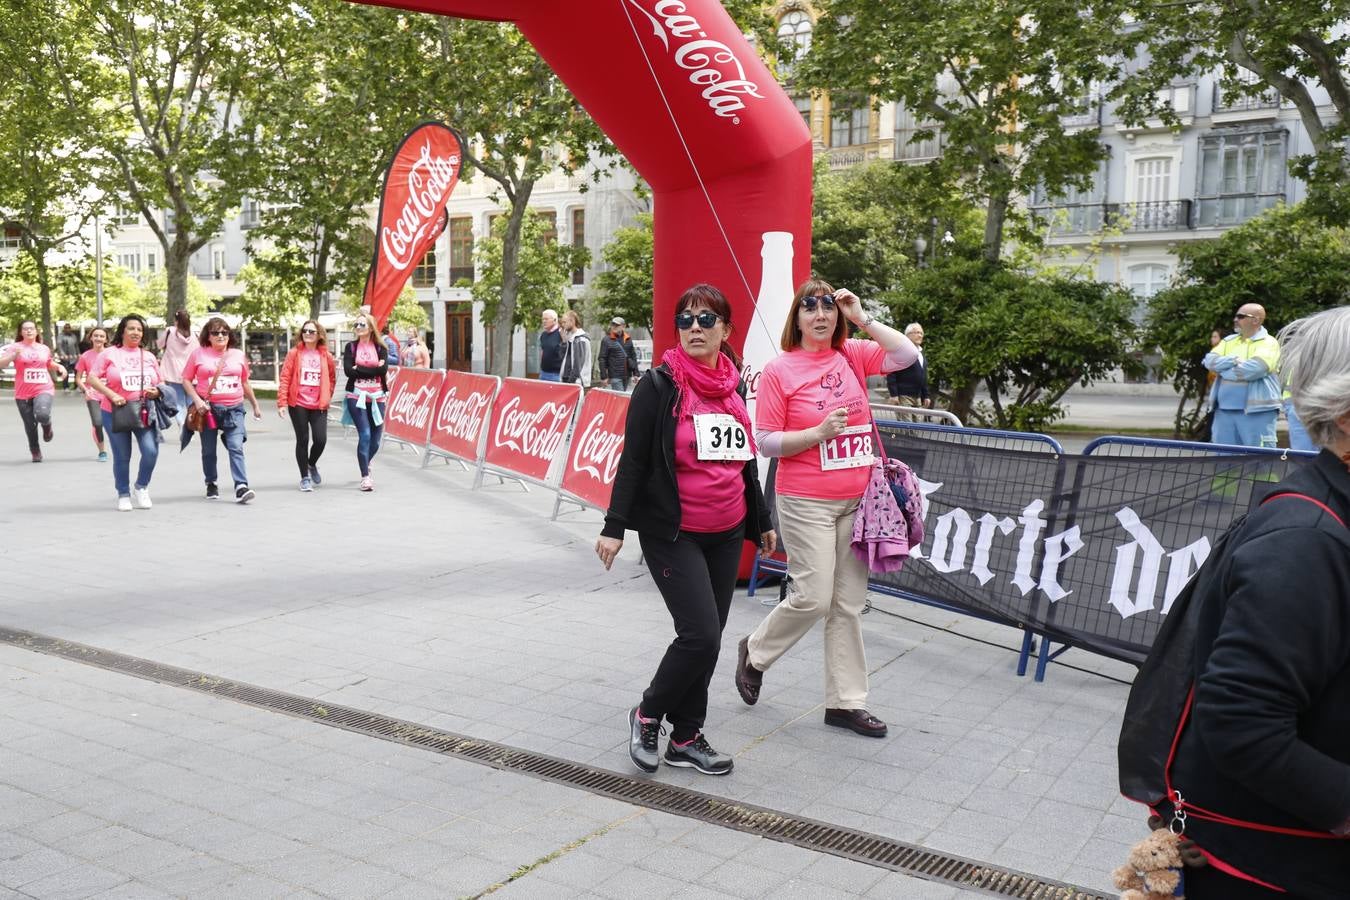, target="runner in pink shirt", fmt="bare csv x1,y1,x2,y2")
86,314,164,511
276,319,337,492
74,326,110,461
734,279,919,740
0,320,66,462
342,313,393,491
182,317,262,503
